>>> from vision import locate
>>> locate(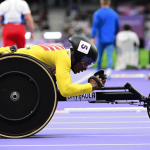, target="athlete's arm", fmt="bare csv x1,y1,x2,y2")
90,12,100,44
0,2,5,28
115,15,120,35
0,15,2,28
18,0,34,42
133,33,140,46
24,14,34,41
55,50,93,97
